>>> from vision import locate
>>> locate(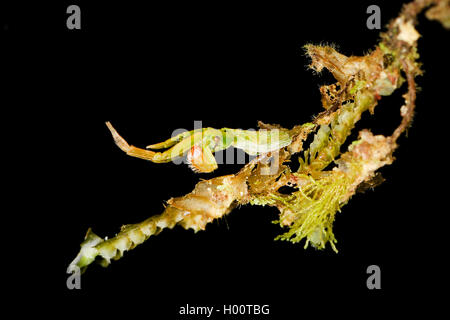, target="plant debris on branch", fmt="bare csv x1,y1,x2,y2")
69,0,449,275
